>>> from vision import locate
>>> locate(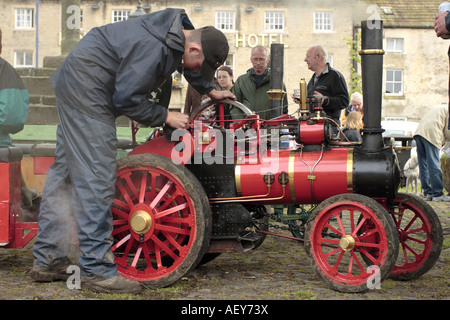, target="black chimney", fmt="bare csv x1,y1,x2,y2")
268,43,285,118
360,20,385,152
